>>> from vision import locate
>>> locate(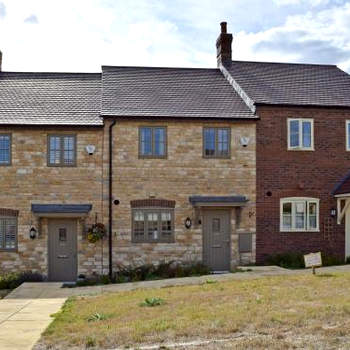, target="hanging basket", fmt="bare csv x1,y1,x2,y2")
87,223,107,243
